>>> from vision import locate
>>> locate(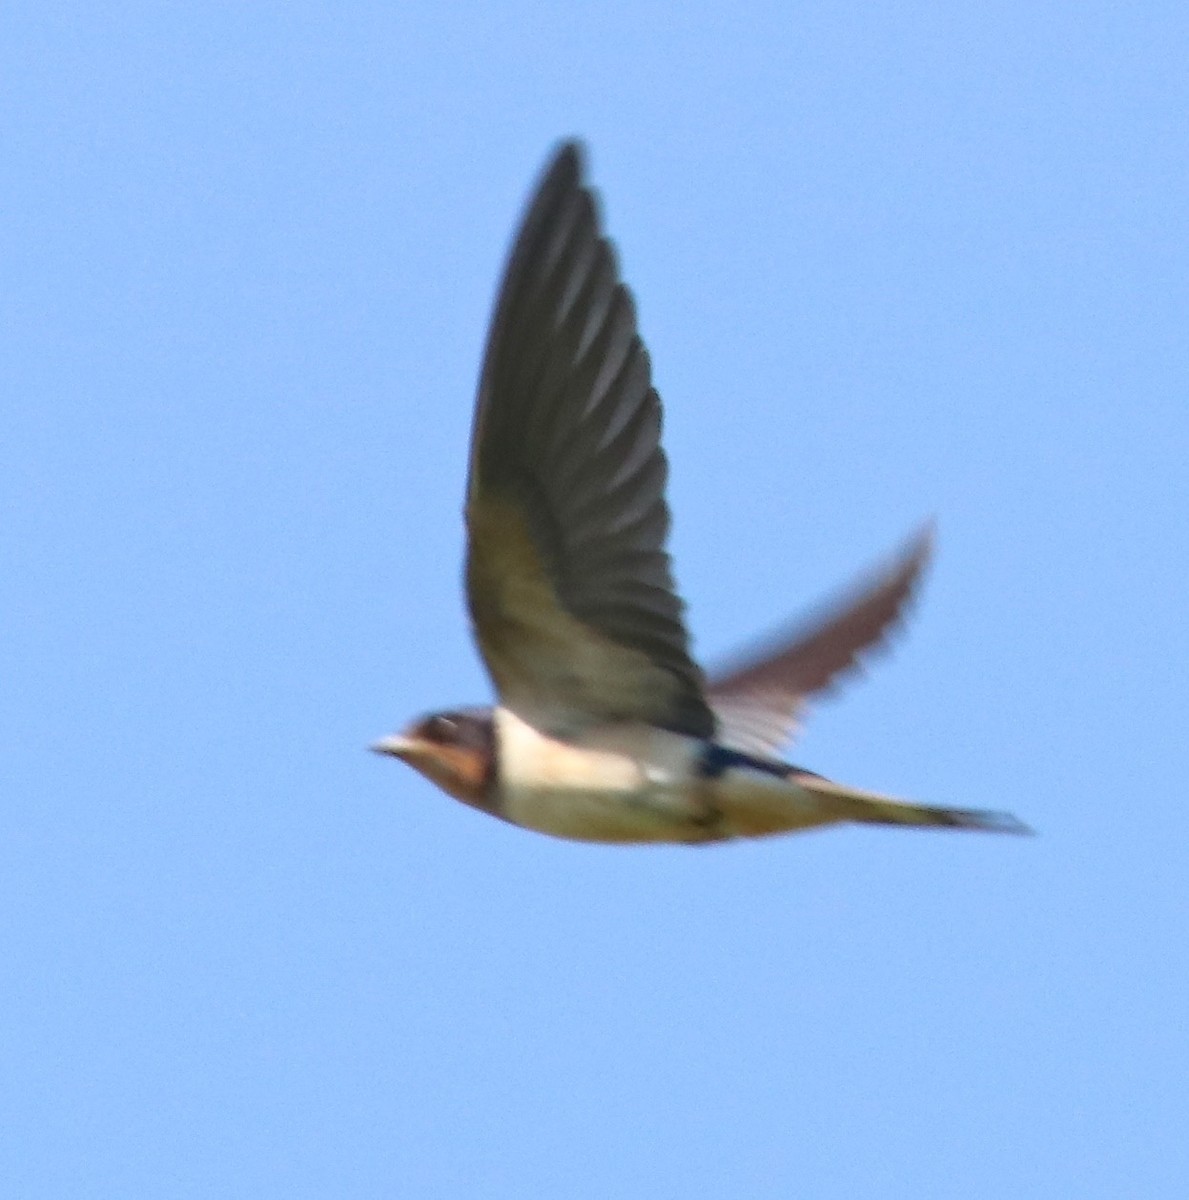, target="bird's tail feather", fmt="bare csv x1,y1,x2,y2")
791,773,1032,835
